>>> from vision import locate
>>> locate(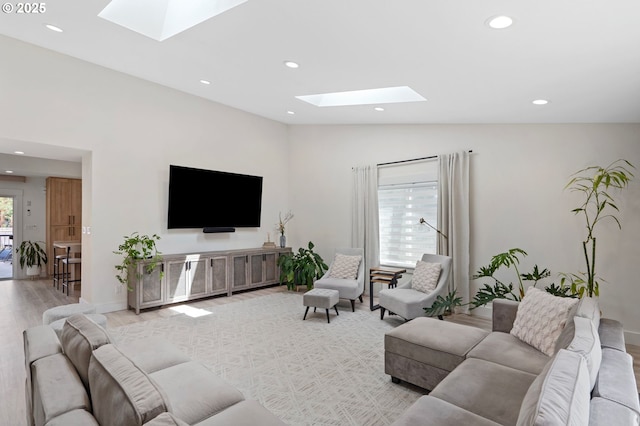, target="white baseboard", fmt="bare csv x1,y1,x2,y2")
624,330,640,347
